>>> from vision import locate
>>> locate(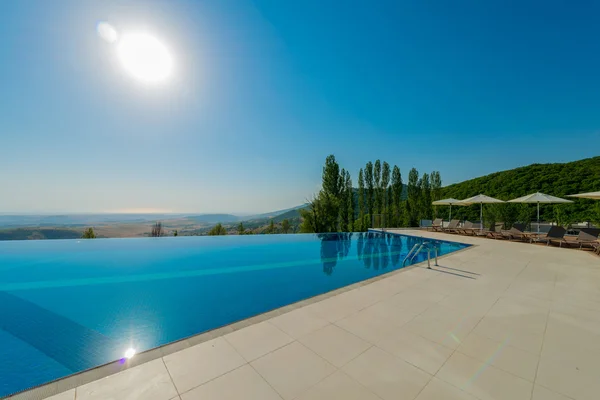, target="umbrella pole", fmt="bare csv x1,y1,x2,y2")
449,205,452,221
480,203,483,231
537,202,540,234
